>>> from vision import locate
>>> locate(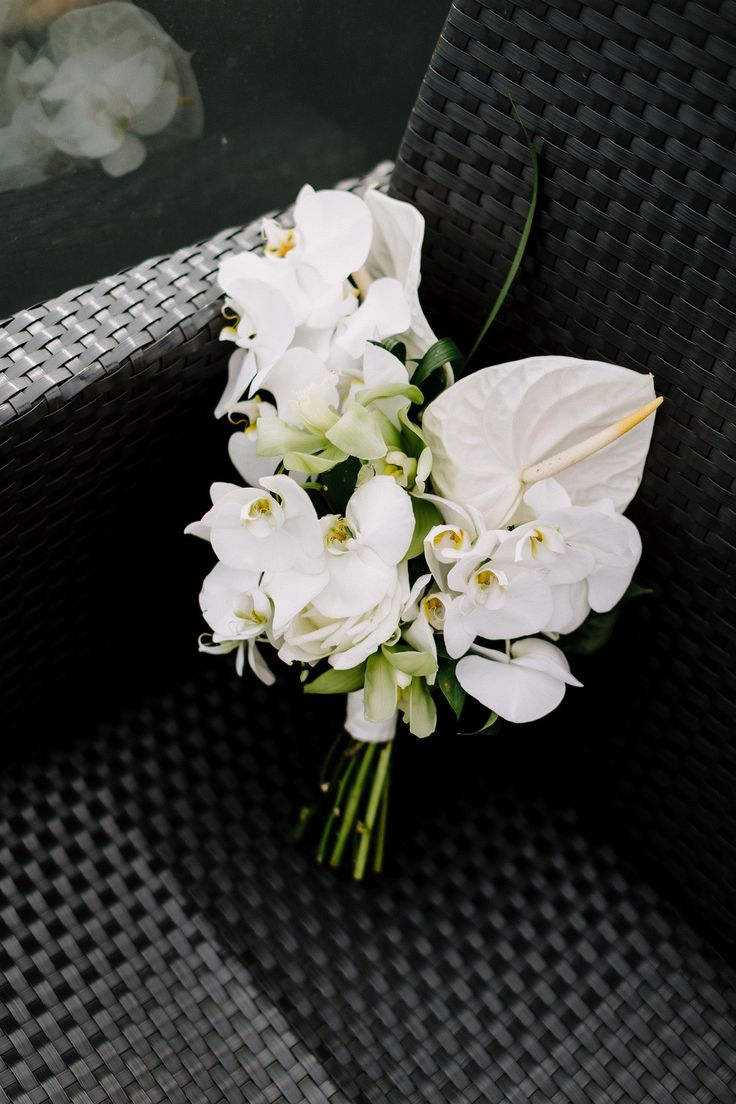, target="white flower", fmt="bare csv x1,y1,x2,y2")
423,355,658,528
401,573,446,679
344,690,397,743
251,346,340,431
456,638,582,723
279,477,414,668
185,474,325,574
227,398,280,486
31,2,201,177
280,561,409,670
442,531,554,657
363,187,437,359
218,184,372,329
493,480,642,633
199,561,271,643
215,280,296,417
